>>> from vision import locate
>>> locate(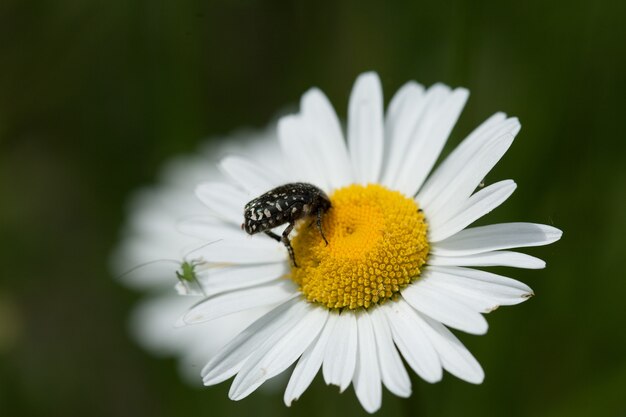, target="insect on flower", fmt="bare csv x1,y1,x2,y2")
117,240,222,295
182,72,563,413
242,182,331,267
174,259,206,296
